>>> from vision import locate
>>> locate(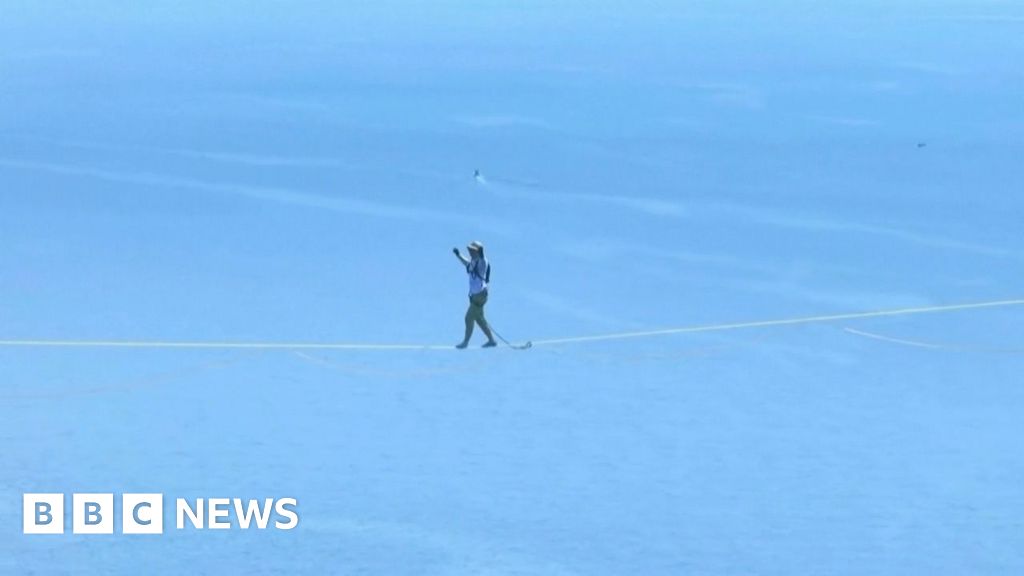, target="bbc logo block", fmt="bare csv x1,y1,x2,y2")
22,494,64,535
23,493,298,534
122,493,163,534
23,493,164,535
72,493,114,534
